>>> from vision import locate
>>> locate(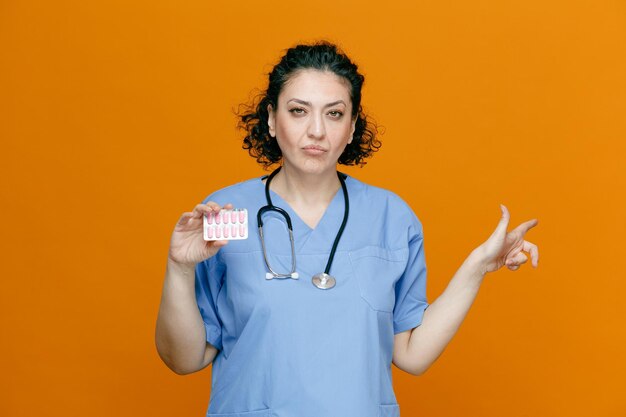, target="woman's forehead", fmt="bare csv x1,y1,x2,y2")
279,69,352,105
